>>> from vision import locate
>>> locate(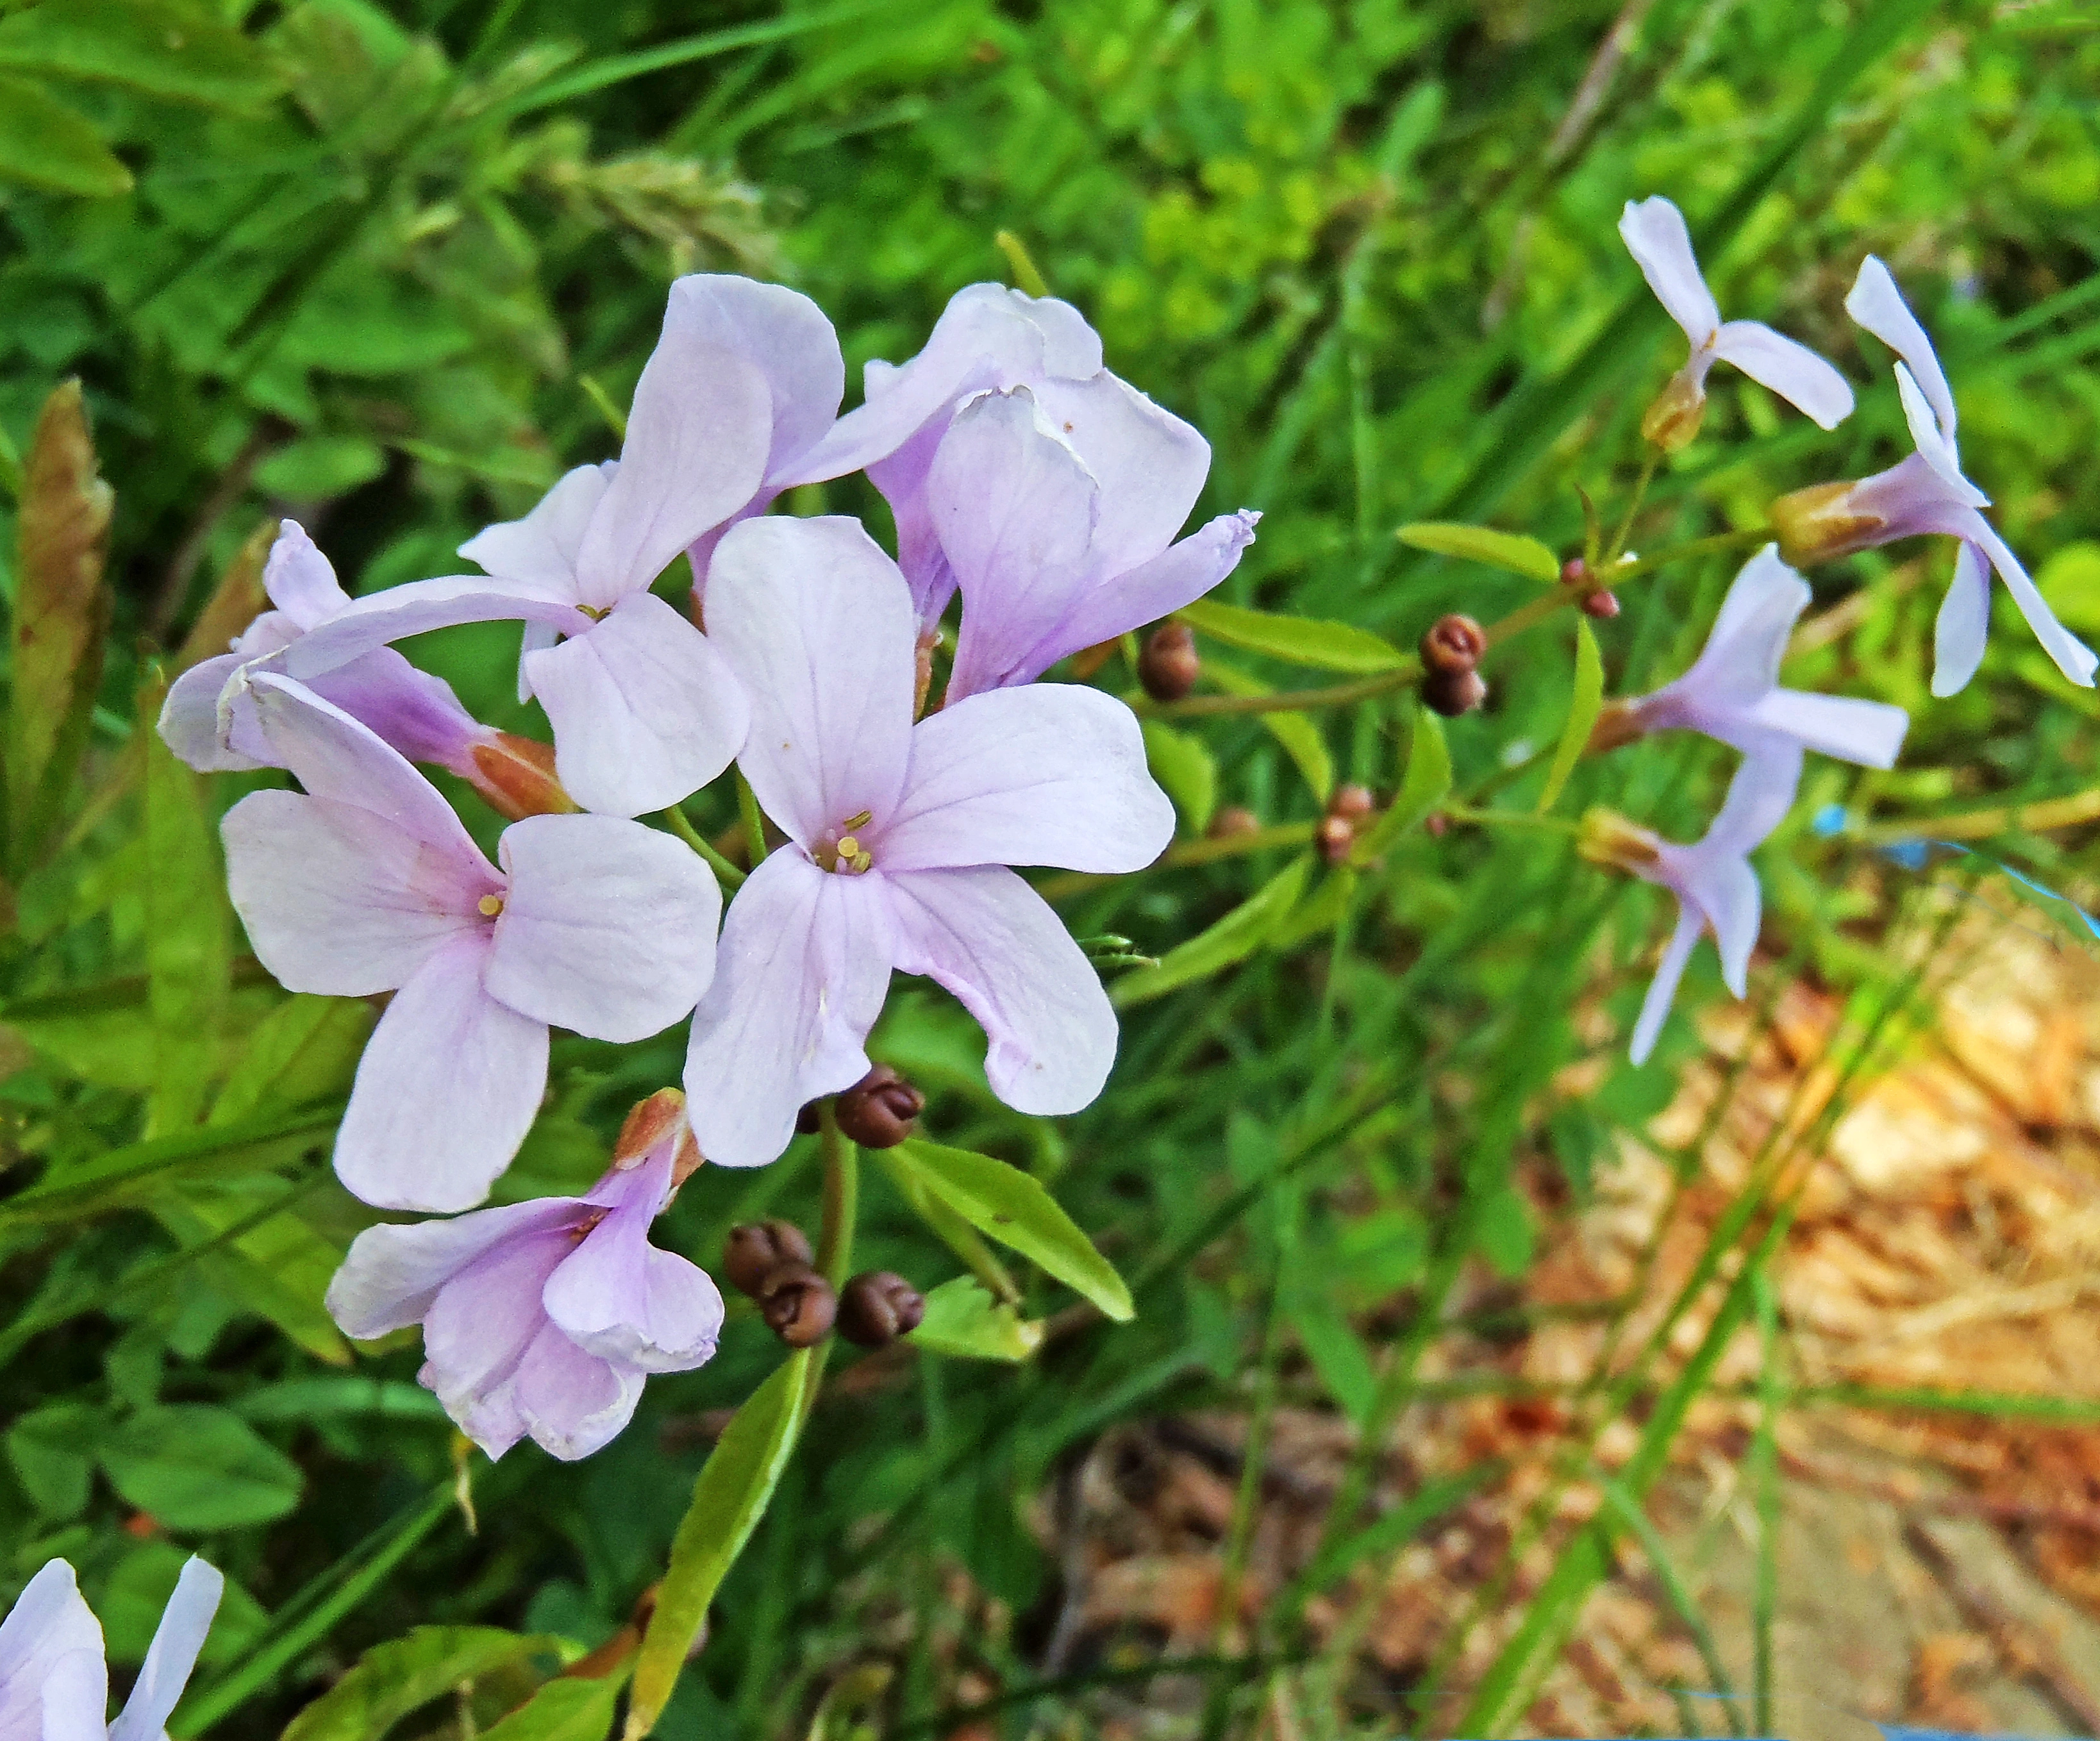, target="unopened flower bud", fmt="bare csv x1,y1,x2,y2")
1640,369,1706,452
1585,699,1645,754
1330,783,1375,821
1208,805,1260,839
1319,783,1376,865
722,1220,813,1299
1580,590,1621,619
1424,812,1449,836
914,626,942,718
837,1271,926,1347
467,733,580,821
833,1064,924,1149
1419,613,1487,676
757,1262,836,1347
1560,557,1590,588
1576,806,1663,876
1422,668,1487,717
615,1088,704,1184
1770,479,1882,568
1138,622,1201,702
